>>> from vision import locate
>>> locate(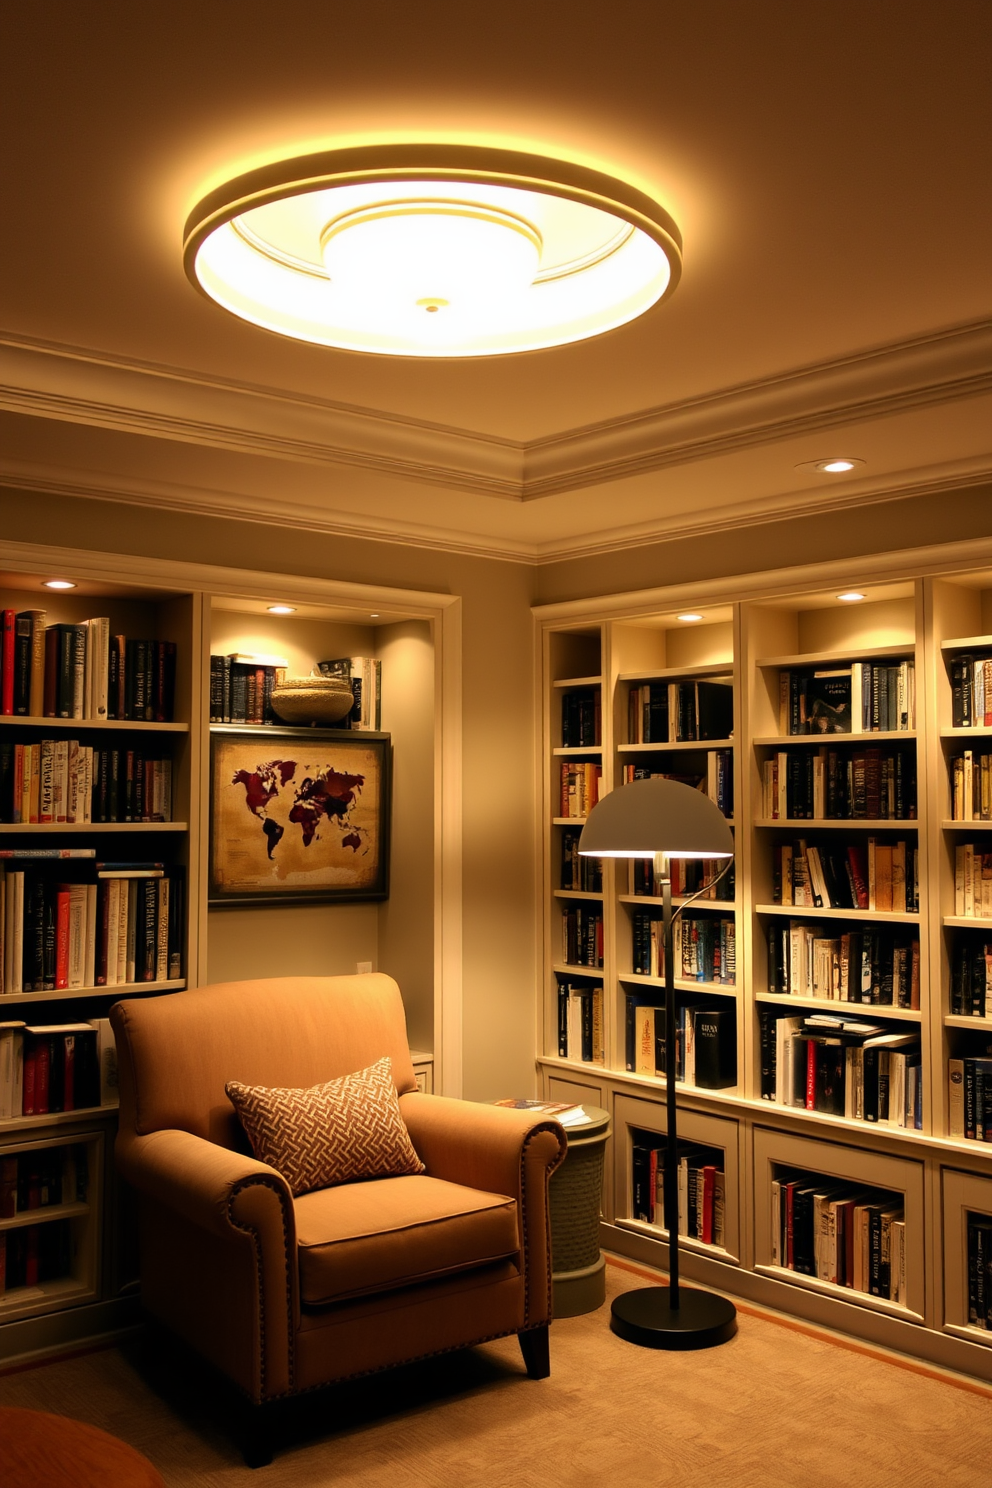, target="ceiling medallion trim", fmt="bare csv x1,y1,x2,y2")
183,143,682,358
